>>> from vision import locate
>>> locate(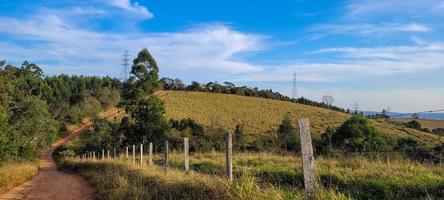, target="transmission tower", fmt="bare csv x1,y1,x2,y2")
121,50,130,81
353,102,360,113
292,73,297,99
